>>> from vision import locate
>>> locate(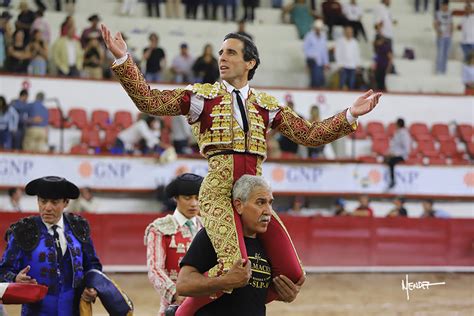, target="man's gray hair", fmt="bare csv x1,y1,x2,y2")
232,175,271,203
